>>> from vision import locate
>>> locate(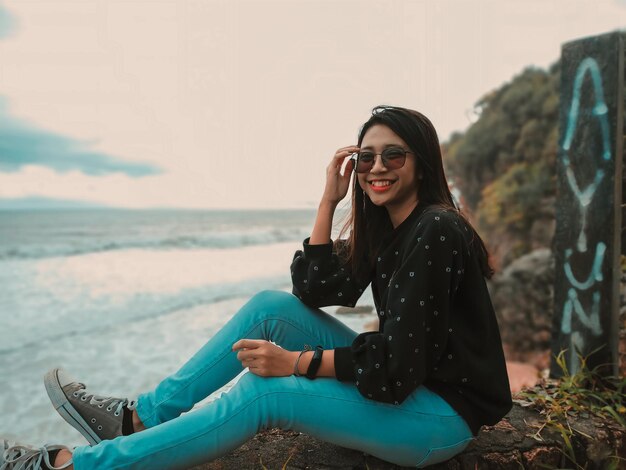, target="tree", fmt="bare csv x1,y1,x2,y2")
442,61,560,268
